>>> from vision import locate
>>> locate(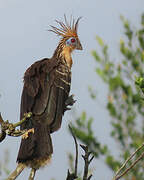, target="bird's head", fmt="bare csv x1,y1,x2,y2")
50,15,83,53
